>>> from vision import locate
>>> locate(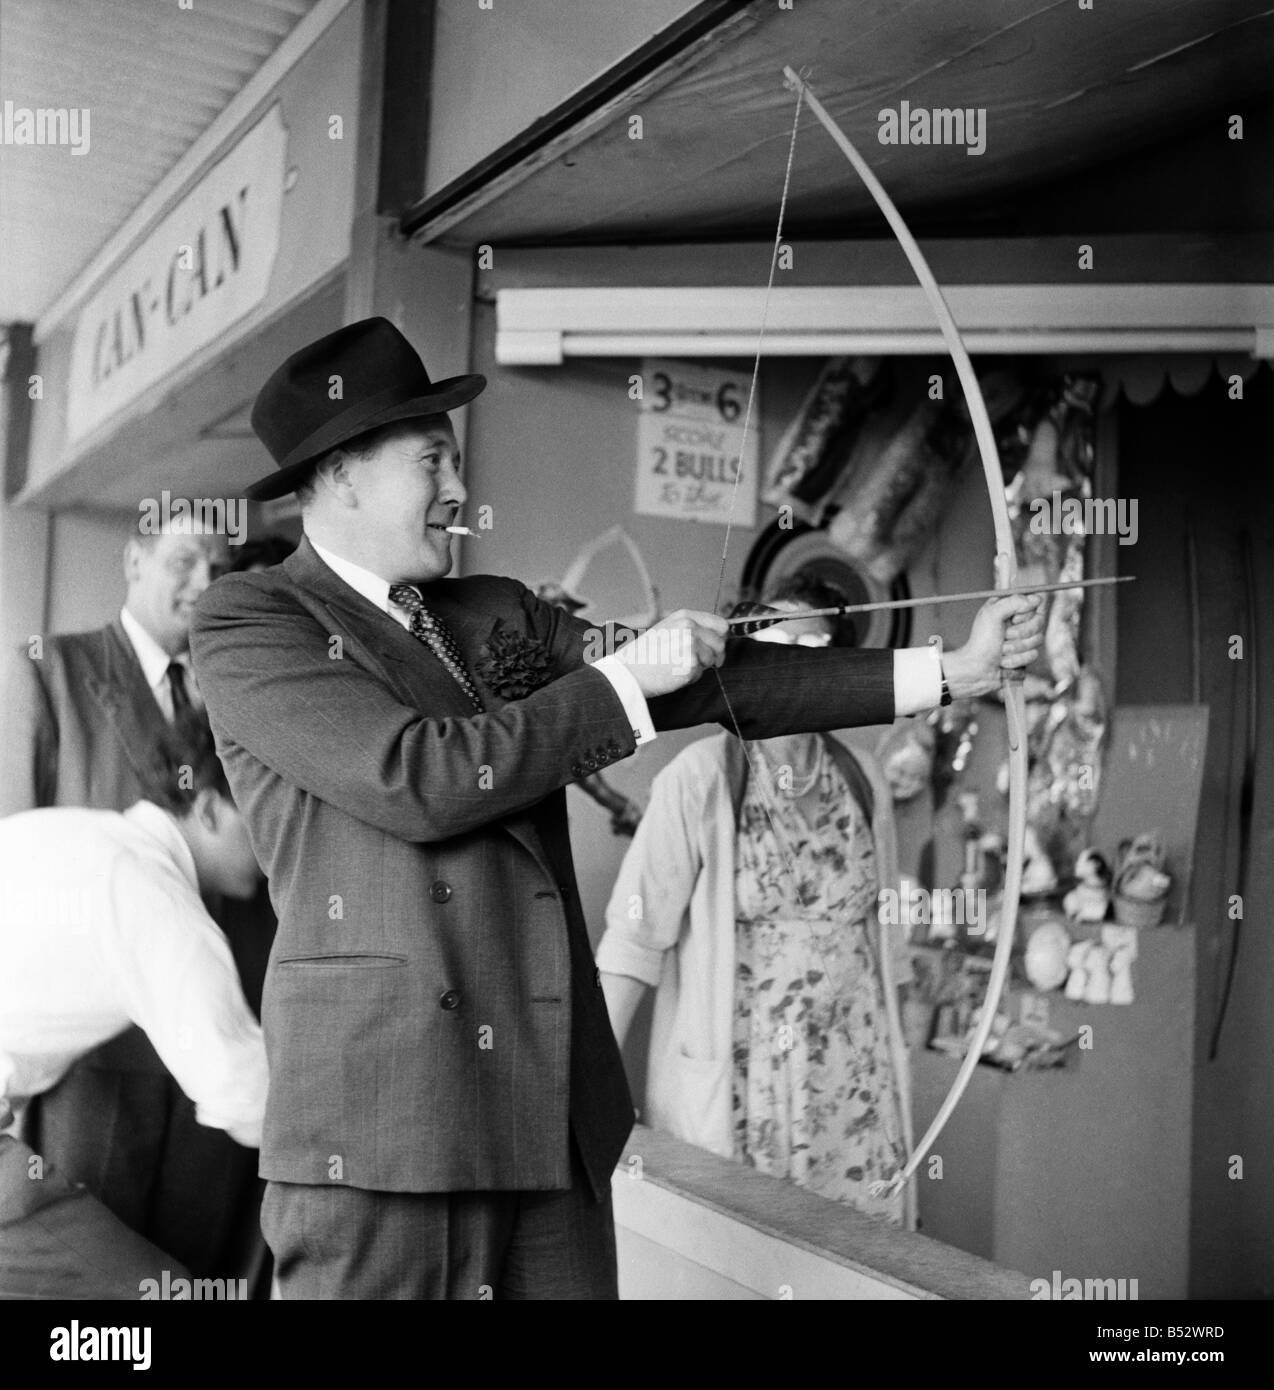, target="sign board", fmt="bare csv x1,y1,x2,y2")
635,359,757,527
66,105,287,444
